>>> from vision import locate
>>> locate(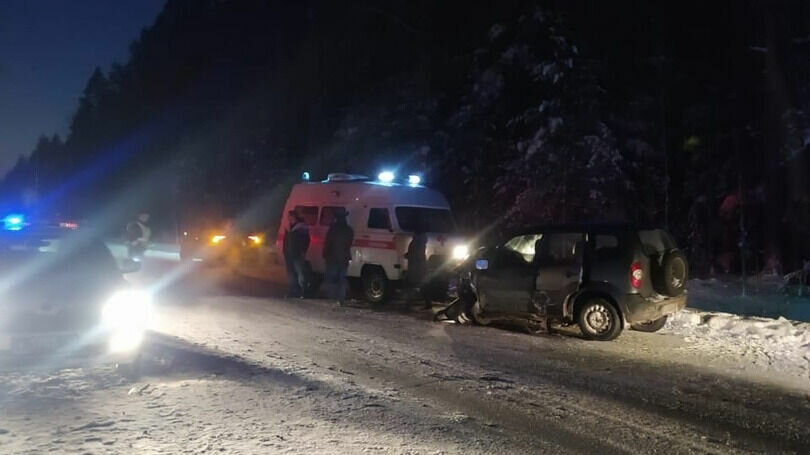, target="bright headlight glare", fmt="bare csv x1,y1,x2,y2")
102,290,151,330
452,244,470,260
109,329,144,353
